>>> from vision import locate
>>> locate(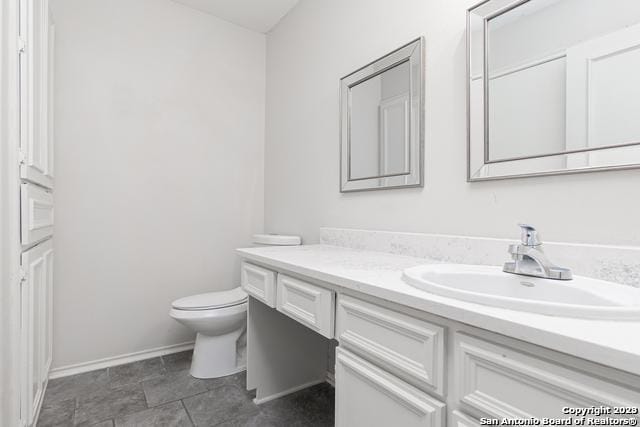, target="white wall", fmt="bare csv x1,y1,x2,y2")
51,0,265,369
265,0,640,247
